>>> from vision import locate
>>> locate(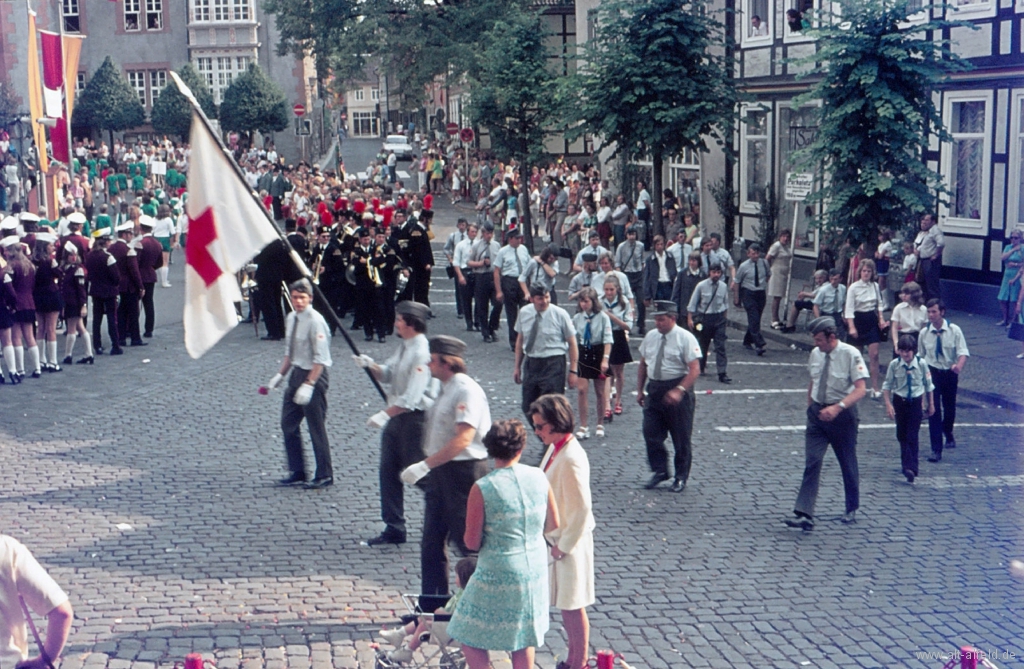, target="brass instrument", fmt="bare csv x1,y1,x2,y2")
368,245,383,287
311,247,324,285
